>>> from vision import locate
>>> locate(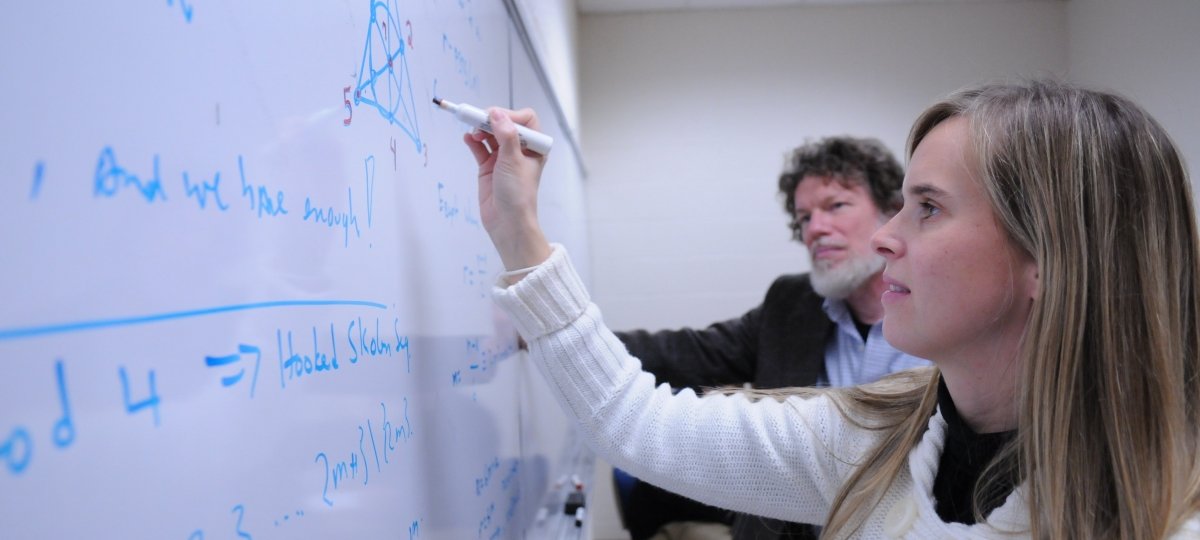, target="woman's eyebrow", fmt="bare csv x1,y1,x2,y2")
906,183,948,198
